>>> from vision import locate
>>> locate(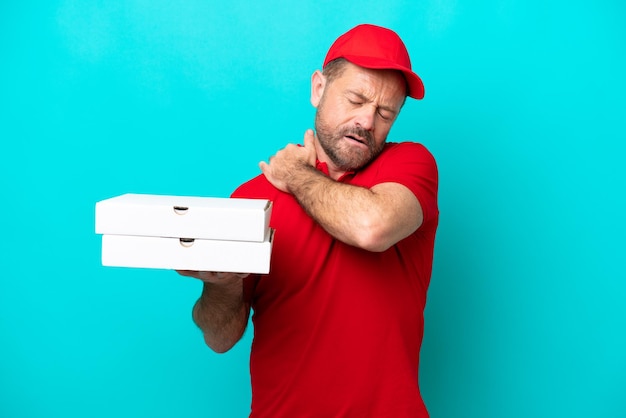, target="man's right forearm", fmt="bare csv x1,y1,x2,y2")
192,278,250,353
